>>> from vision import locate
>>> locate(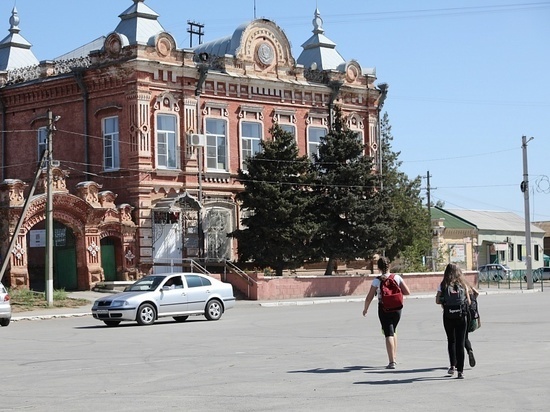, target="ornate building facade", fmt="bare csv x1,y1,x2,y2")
0,1,385,290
